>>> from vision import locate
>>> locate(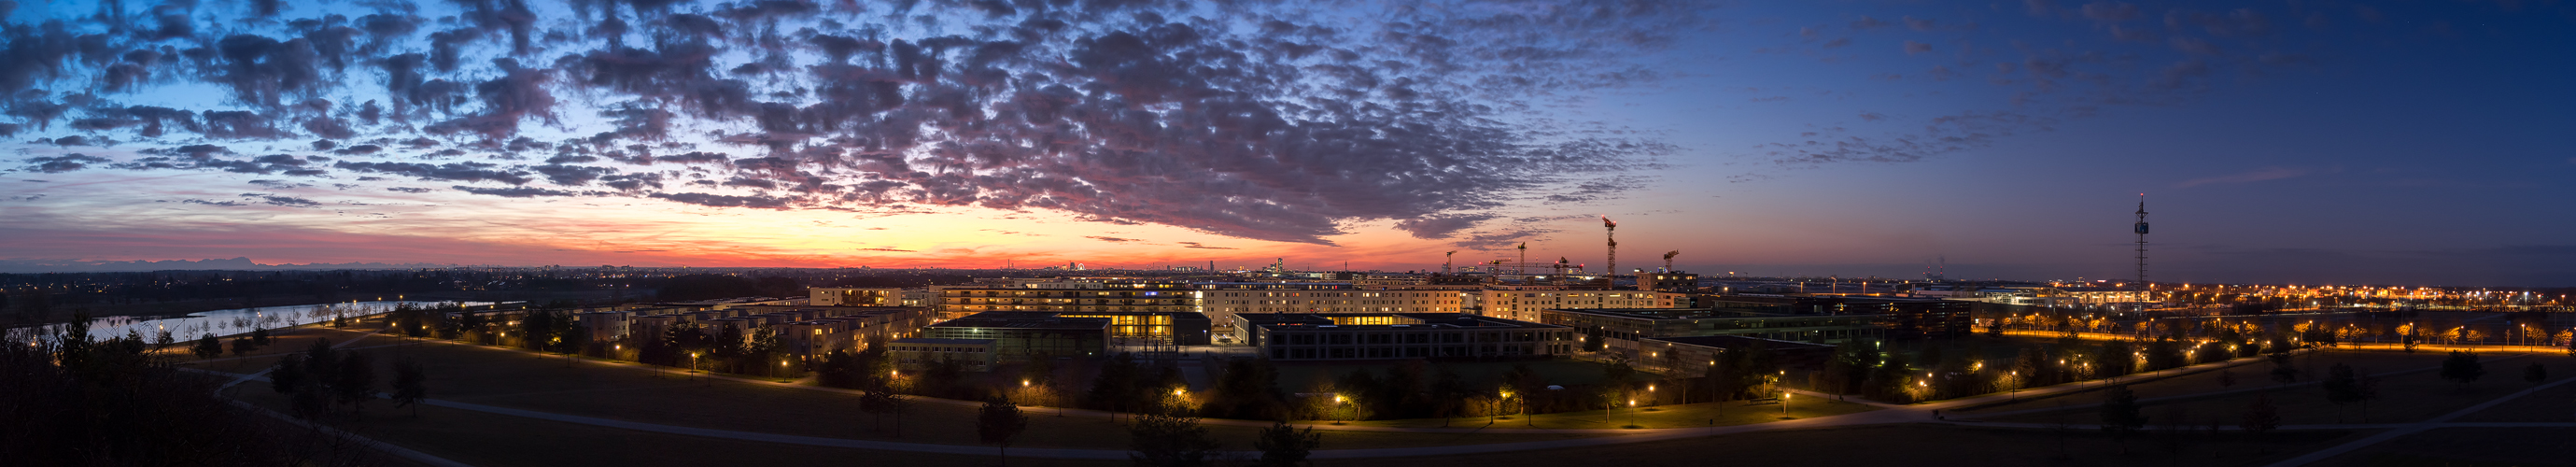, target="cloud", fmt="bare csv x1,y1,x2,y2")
648,192,790,209
1086,236,1141,243
248,179,312,190
332,162,532,185
2176,167,2310,188
1903,41,1932,54
251,195,320,208
858,248,914,252
21,154,109,173
1176,242,1235,249
453,186,576,198
1393,214,1497,239
0,0,1689,245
